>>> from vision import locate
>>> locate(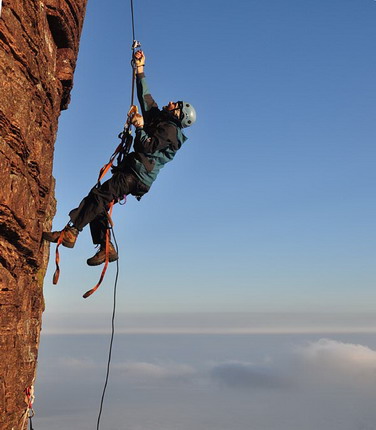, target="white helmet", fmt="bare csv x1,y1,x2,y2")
179,101,197,128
